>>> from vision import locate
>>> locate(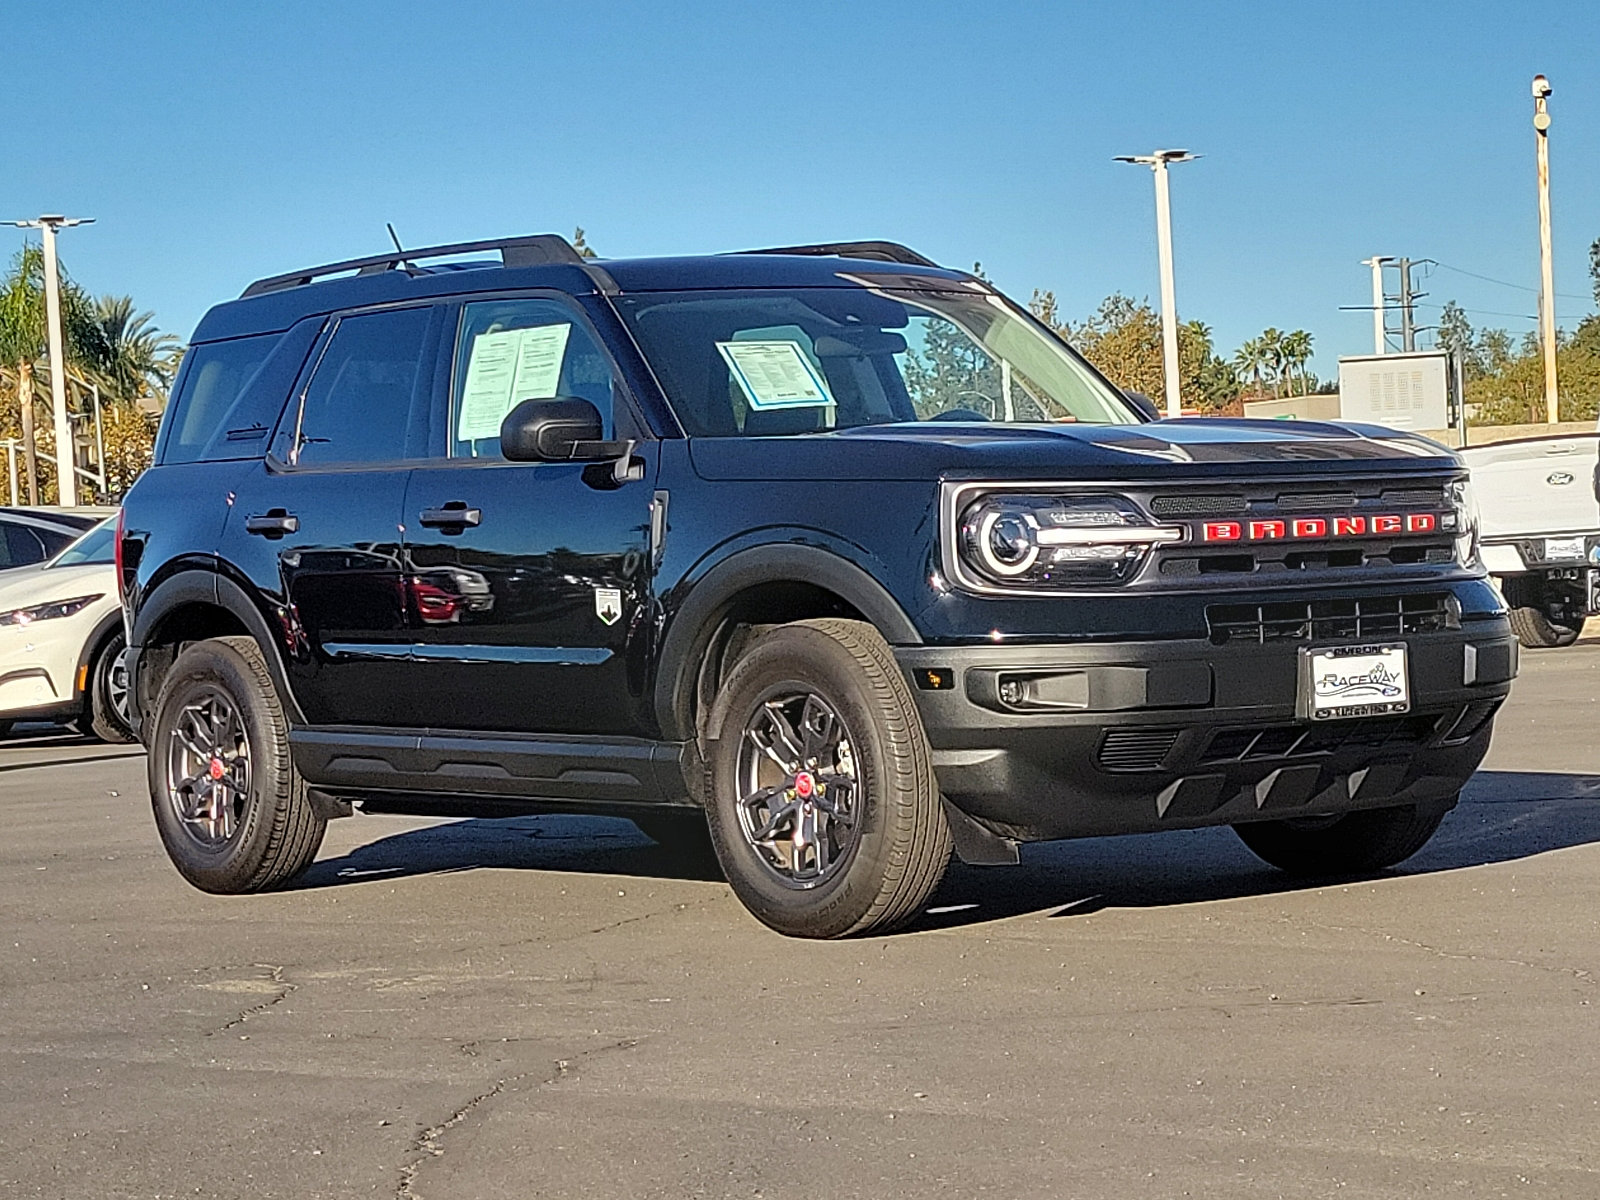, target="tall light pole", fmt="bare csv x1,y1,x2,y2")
6,215,94,505
1115,150,1198,418
1532,75,1558,424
